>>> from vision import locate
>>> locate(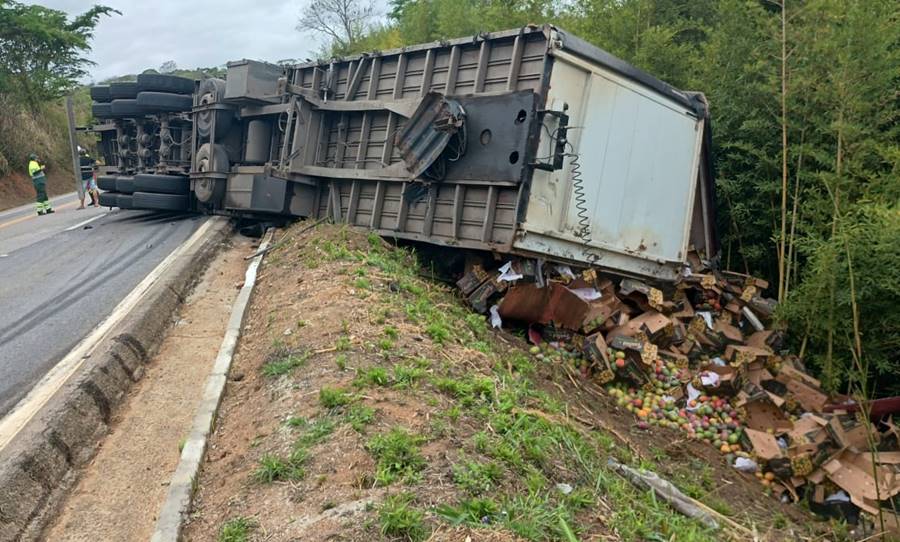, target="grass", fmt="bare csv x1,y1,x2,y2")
277,226,732,540
346,403,376,432
261,349,309,377
378,493,429,542
452,458,503,494
319,386,353,410
254,453,305,483
355,366,390,387
255,418,336,484
366,427,427,485
218,516,255,542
